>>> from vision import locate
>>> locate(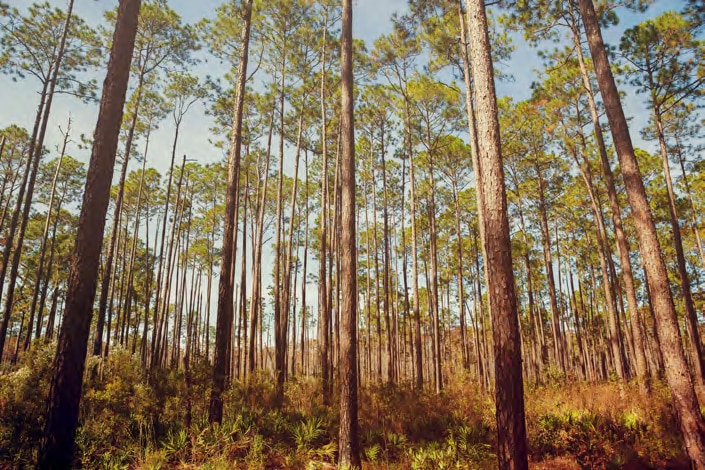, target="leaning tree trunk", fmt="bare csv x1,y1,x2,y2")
465,0,529,468
248,101,274,373
150,119,184,367
405,97,424,390
278,100,306,400
534,163,567,374
578,0,705,465
272,49,288,403
459,2,497,387
208,0,253,425
300,152,310,374
674,136,705,270
318,11,332,403
379,121,395,383
426,148,443,393
93,71,145,358
36,191,64,341
452,180,469,370
37,1,141,467
570,144,627,380
569,17,649,384
654,110,705,391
